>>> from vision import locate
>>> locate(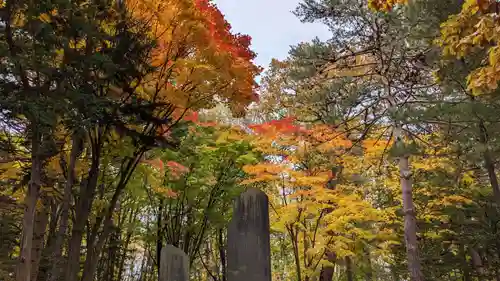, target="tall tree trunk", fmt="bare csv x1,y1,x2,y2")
65,155,100,281
469,247,485,278
31,197,50,281
117,207,138,281
81,248,104,281
96,254,106,281
288,227,302,281
48,136,81,281
81,217,120,281
156,201,163,281
477,120,500,203
16,126,42,281
81,154,144,281
345,256,354,281
38,199,59,281
465,89,500,204
105,230,118,281
399,154,423,281
320,166,342,281
319,252,336,281
386,79,422,281
218,228,227,281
